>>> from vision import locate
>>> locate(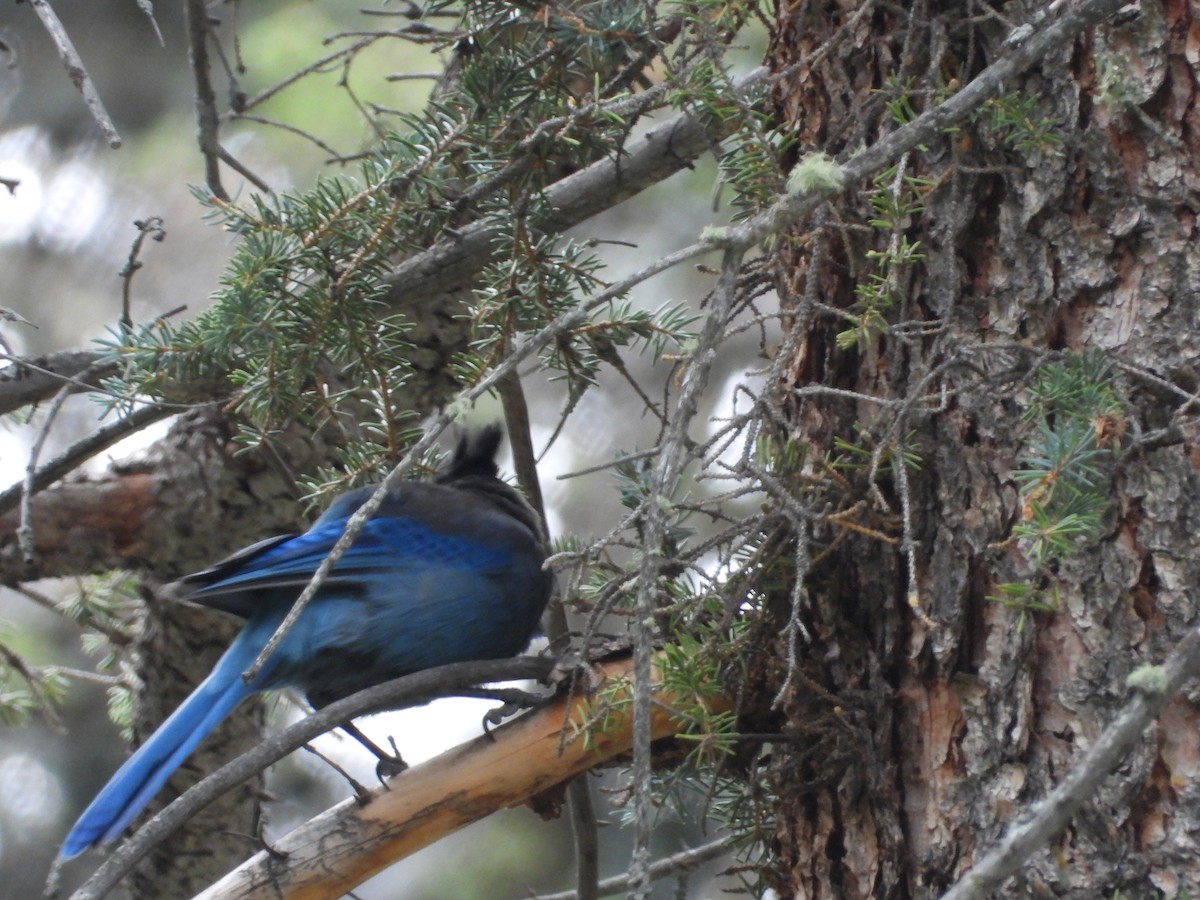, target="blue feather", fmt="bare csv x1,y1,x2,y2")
61,428,550,858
